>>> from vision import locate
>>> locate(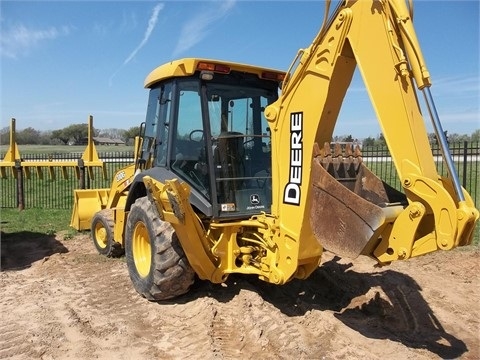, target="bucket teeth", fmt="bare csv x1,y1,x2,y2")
322,142,332,157
314,142,363,181
333,143,342,157
345,143,353,157
316,142,362,160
